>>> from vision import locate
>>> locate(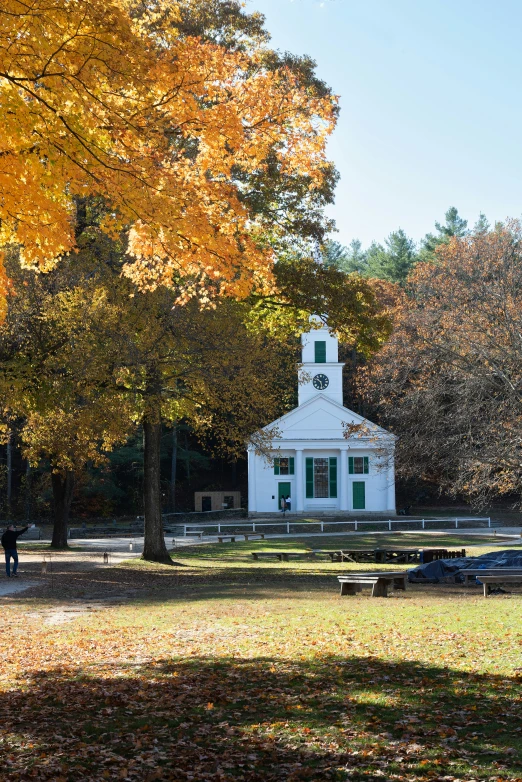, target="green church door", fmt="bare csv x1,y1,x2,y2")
278,482,291,508
352,481,365,510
